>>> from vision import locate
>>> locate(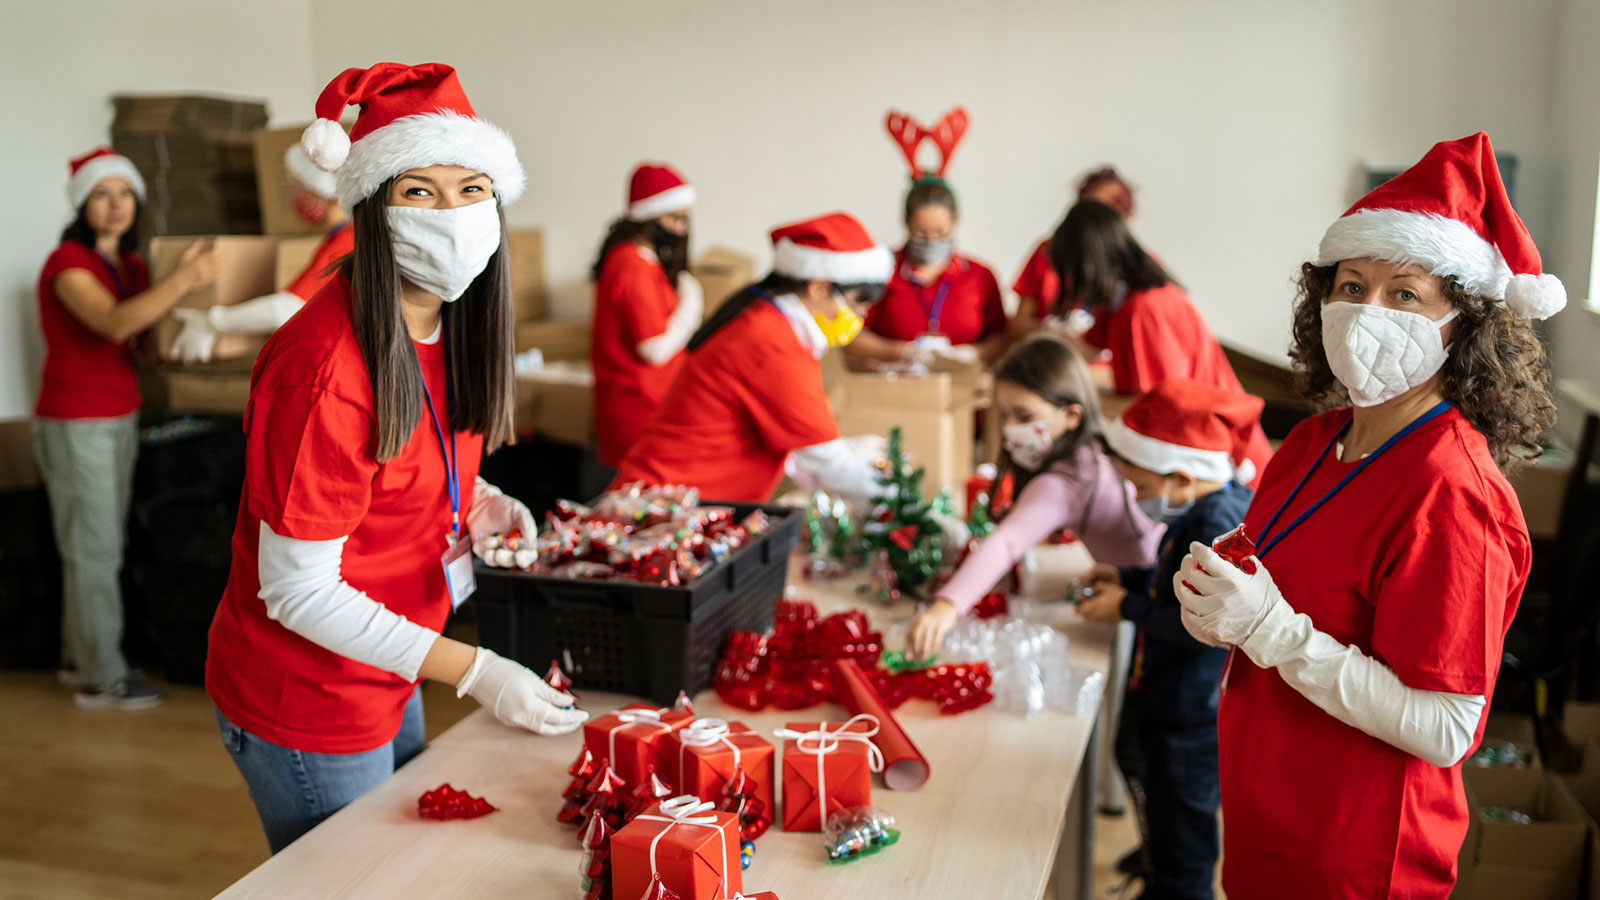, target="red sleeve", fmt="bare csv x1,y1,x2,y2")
1368,468,1526,695
43,243,97,284
976,264,1006,337
245,385,378,541
729,340,839,452
1010,242,1046,298
616,253,673,346
1108,296,1189,394
285,227,353,301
